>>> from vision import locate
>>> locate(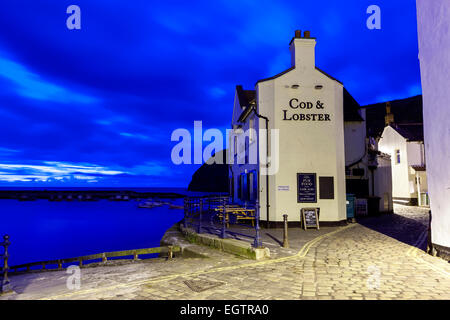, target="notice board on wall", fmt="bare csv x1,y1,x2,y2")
297,173,317,203
319,176,334,199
